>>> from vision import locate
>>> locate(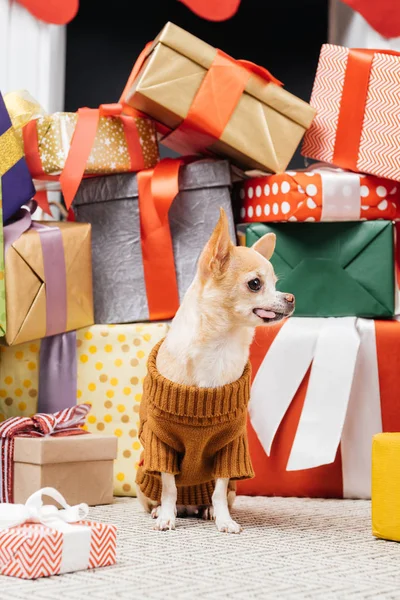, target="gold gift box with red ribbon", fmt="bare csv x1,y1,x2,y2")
302,45,400,182
4,91,159,210
121,22,316,174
